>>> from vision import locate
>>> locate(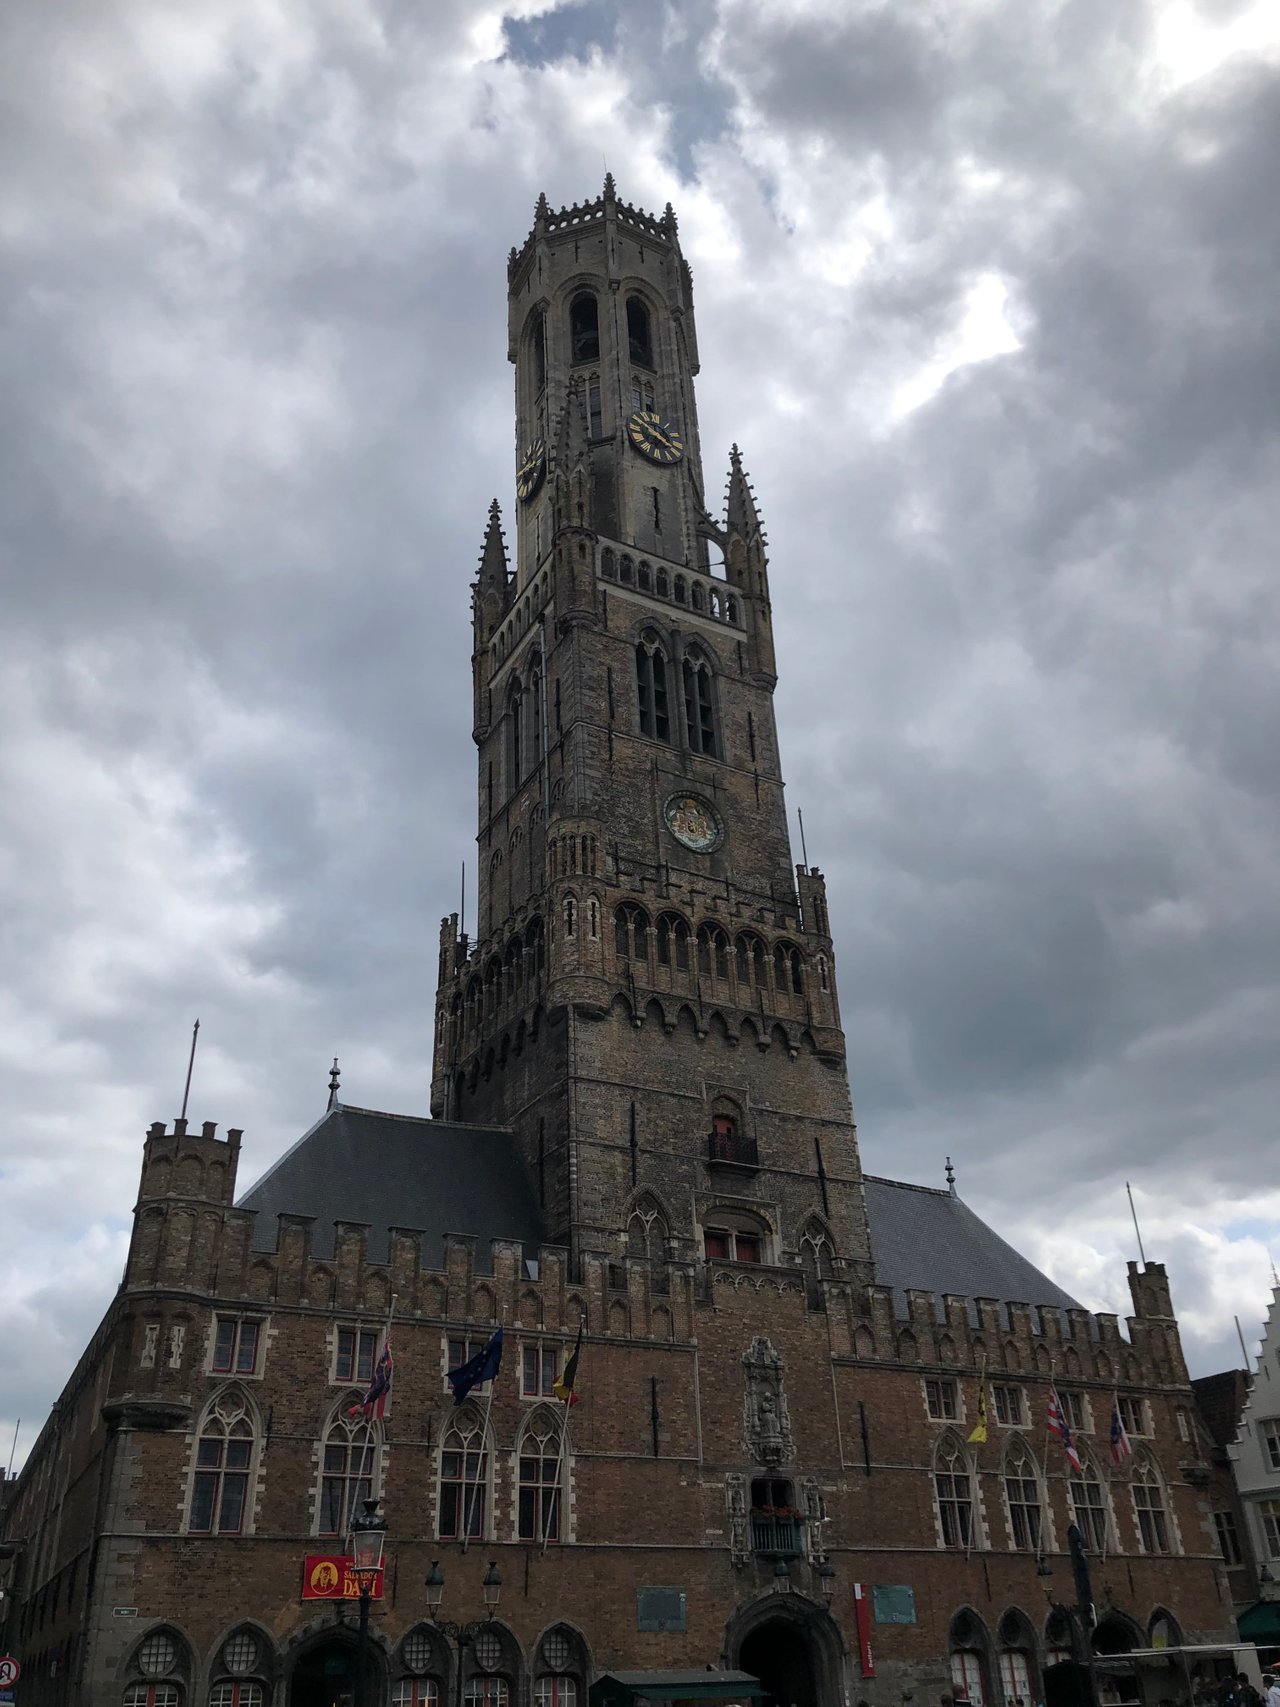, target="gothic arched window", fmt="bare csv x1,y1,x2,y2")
188,1389,258,1535
508,682,523,787
935,1434,977,1548
529,660,543,760
635,636,670,741
615,904,649,963
438,1405,491,1540
735,932,766,985
799,1221,836,1309
318,1404,379,1537
656,913,690,971
1003,1438,1044,1552
517,1406,566,1542
627,1194,669,1271
627,296,653,367
697,923,729,980
529,308,547,397
682,647,717,755
1067,1449,1111,1552
569,294,599,365
1132,1455,1173,1554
